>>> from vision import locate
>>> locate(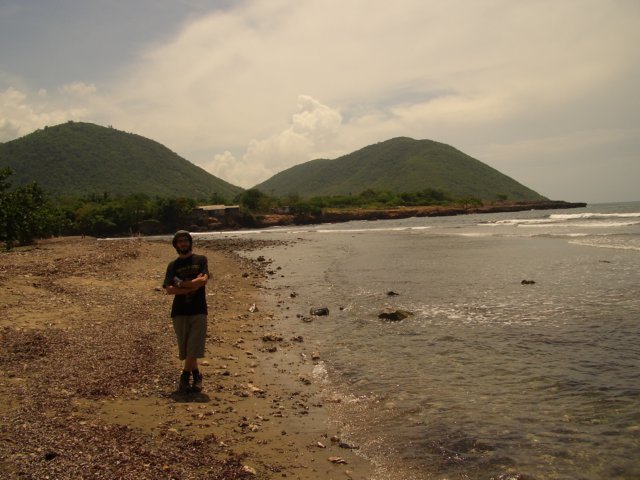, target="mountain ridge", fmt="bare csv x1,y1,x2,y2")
0,122,243,200
254,137,546,201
